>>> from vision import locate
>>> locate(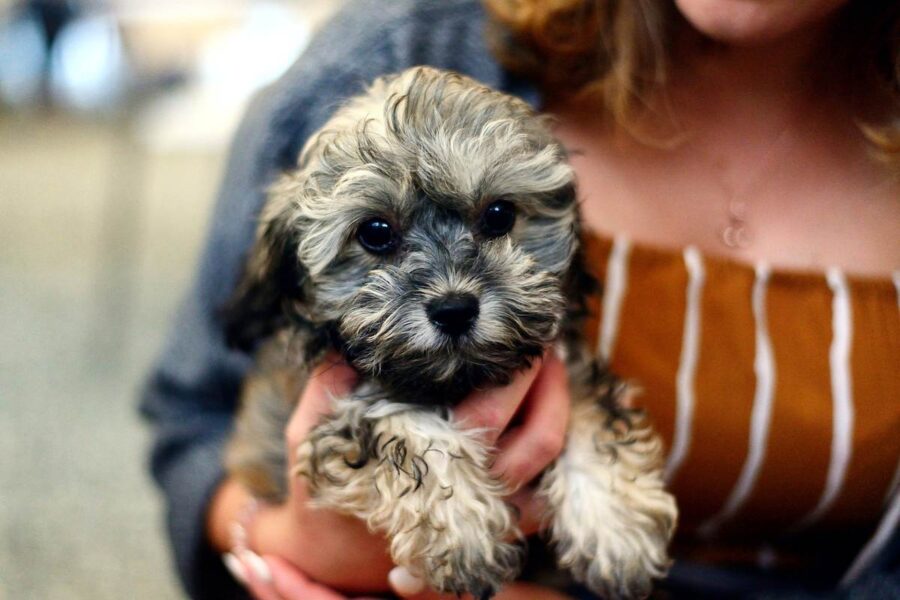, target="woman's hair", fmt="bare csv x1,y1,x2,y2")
484,0,899,167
